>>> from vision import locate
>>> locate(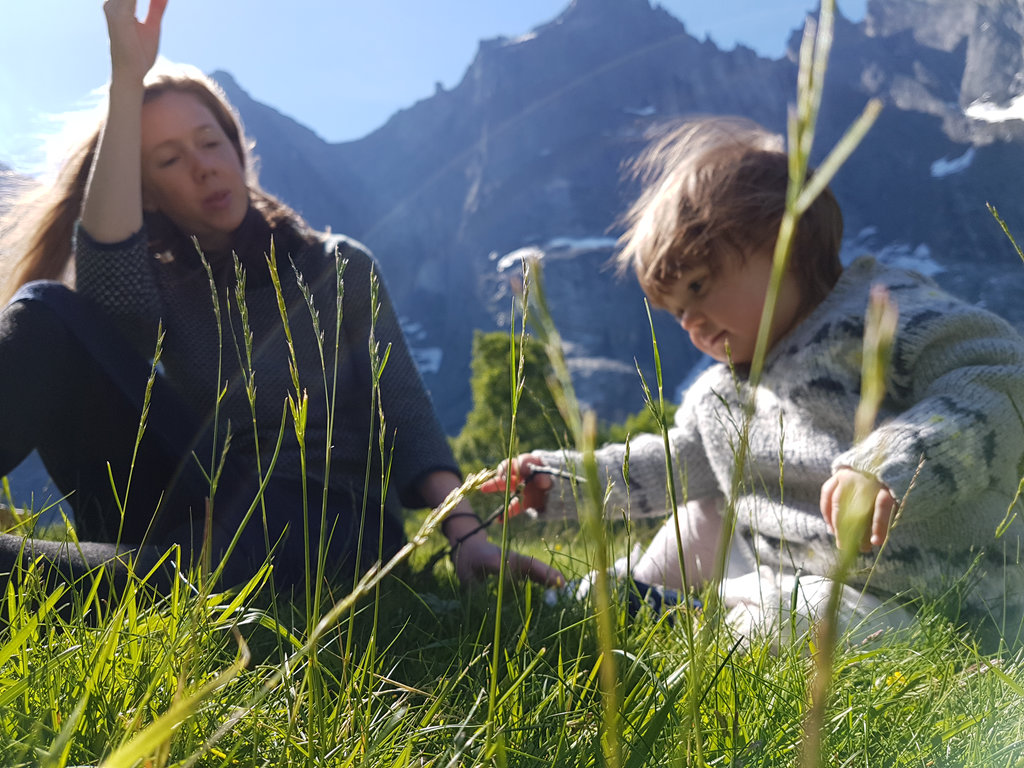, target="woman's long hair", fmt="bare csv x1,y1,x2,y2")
0,64,309,303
